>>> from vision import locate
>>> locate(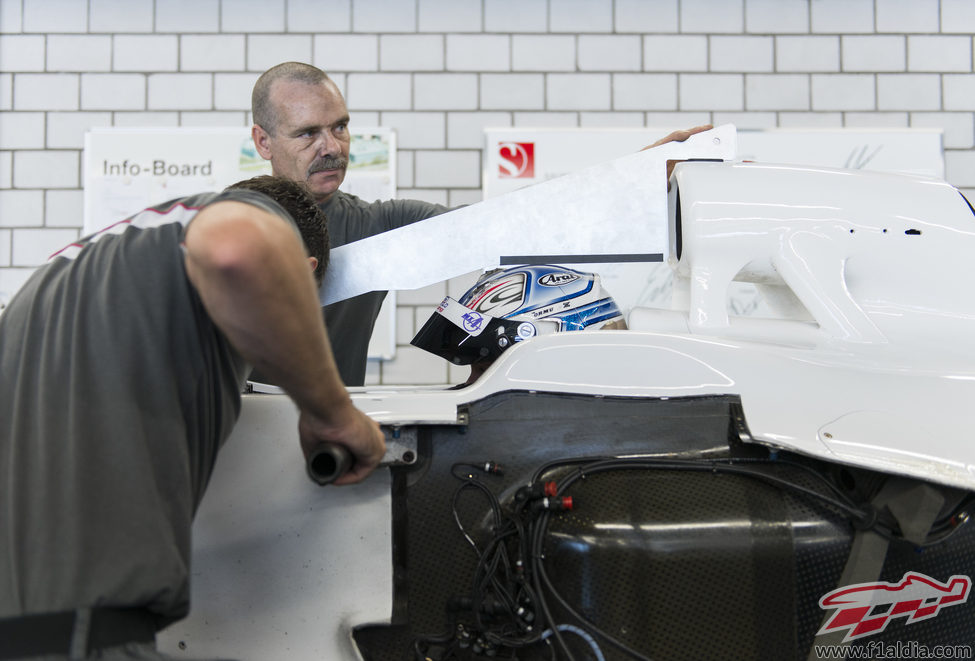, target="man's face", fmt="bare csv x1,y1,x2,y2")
253,79,351,204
